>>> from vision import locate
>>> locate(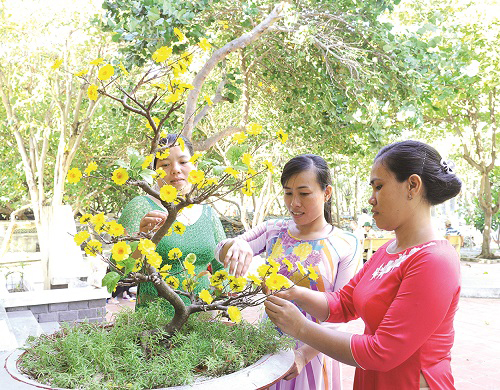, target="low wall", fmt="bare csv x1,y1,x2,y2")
2,287,109,323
